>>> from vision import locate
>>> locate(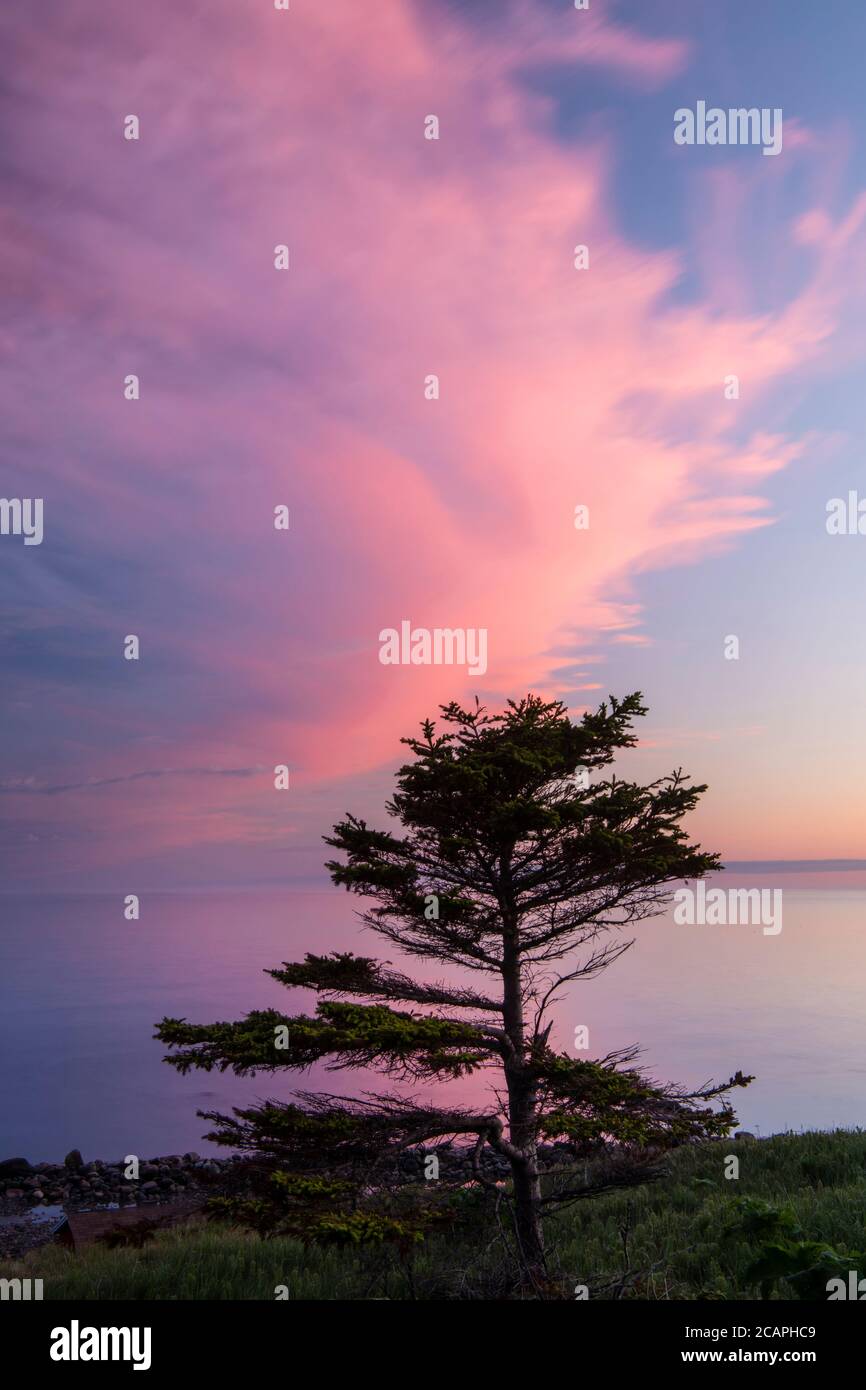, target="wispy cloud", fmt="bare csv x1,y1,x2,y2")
0,769,263,797
1,0,865,882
